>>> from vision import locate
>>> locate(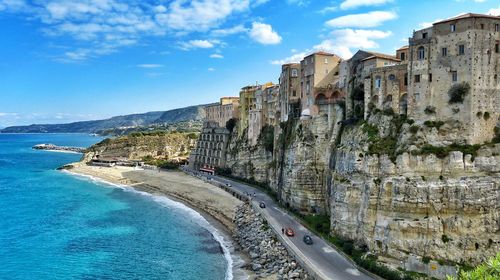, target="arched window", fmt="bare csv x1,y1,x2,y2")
417,46,425,60
388,74,396,80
